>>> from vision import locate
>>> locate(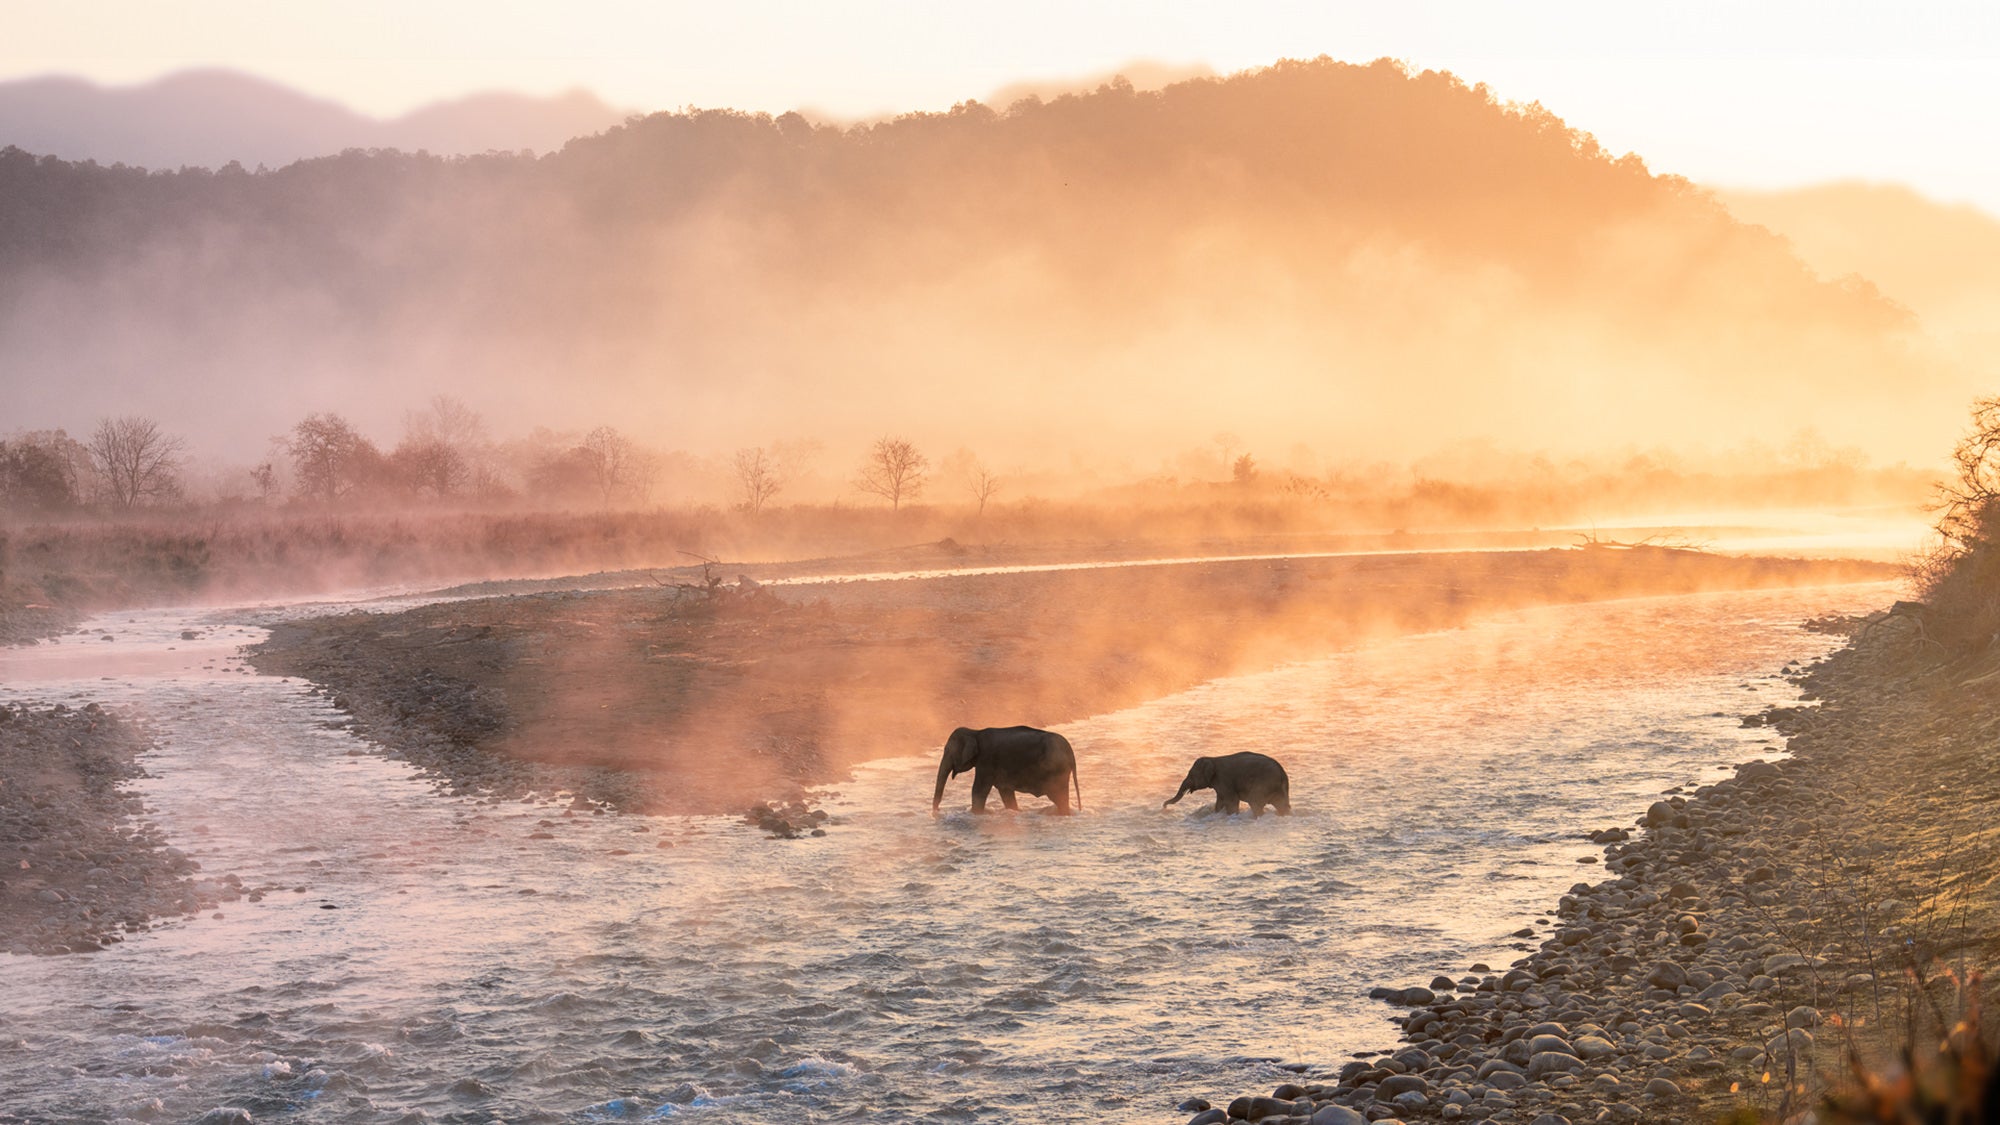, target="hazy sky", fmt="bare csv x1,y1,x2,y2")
5,0,1998,208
